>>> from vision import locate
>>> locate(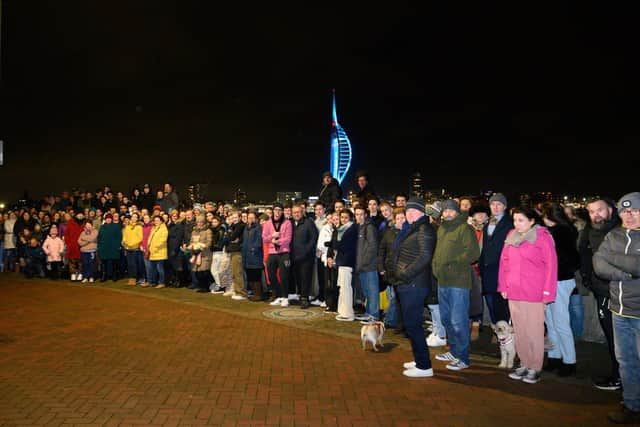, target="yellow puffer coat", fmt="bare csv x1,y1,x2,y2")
147,223,168,261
